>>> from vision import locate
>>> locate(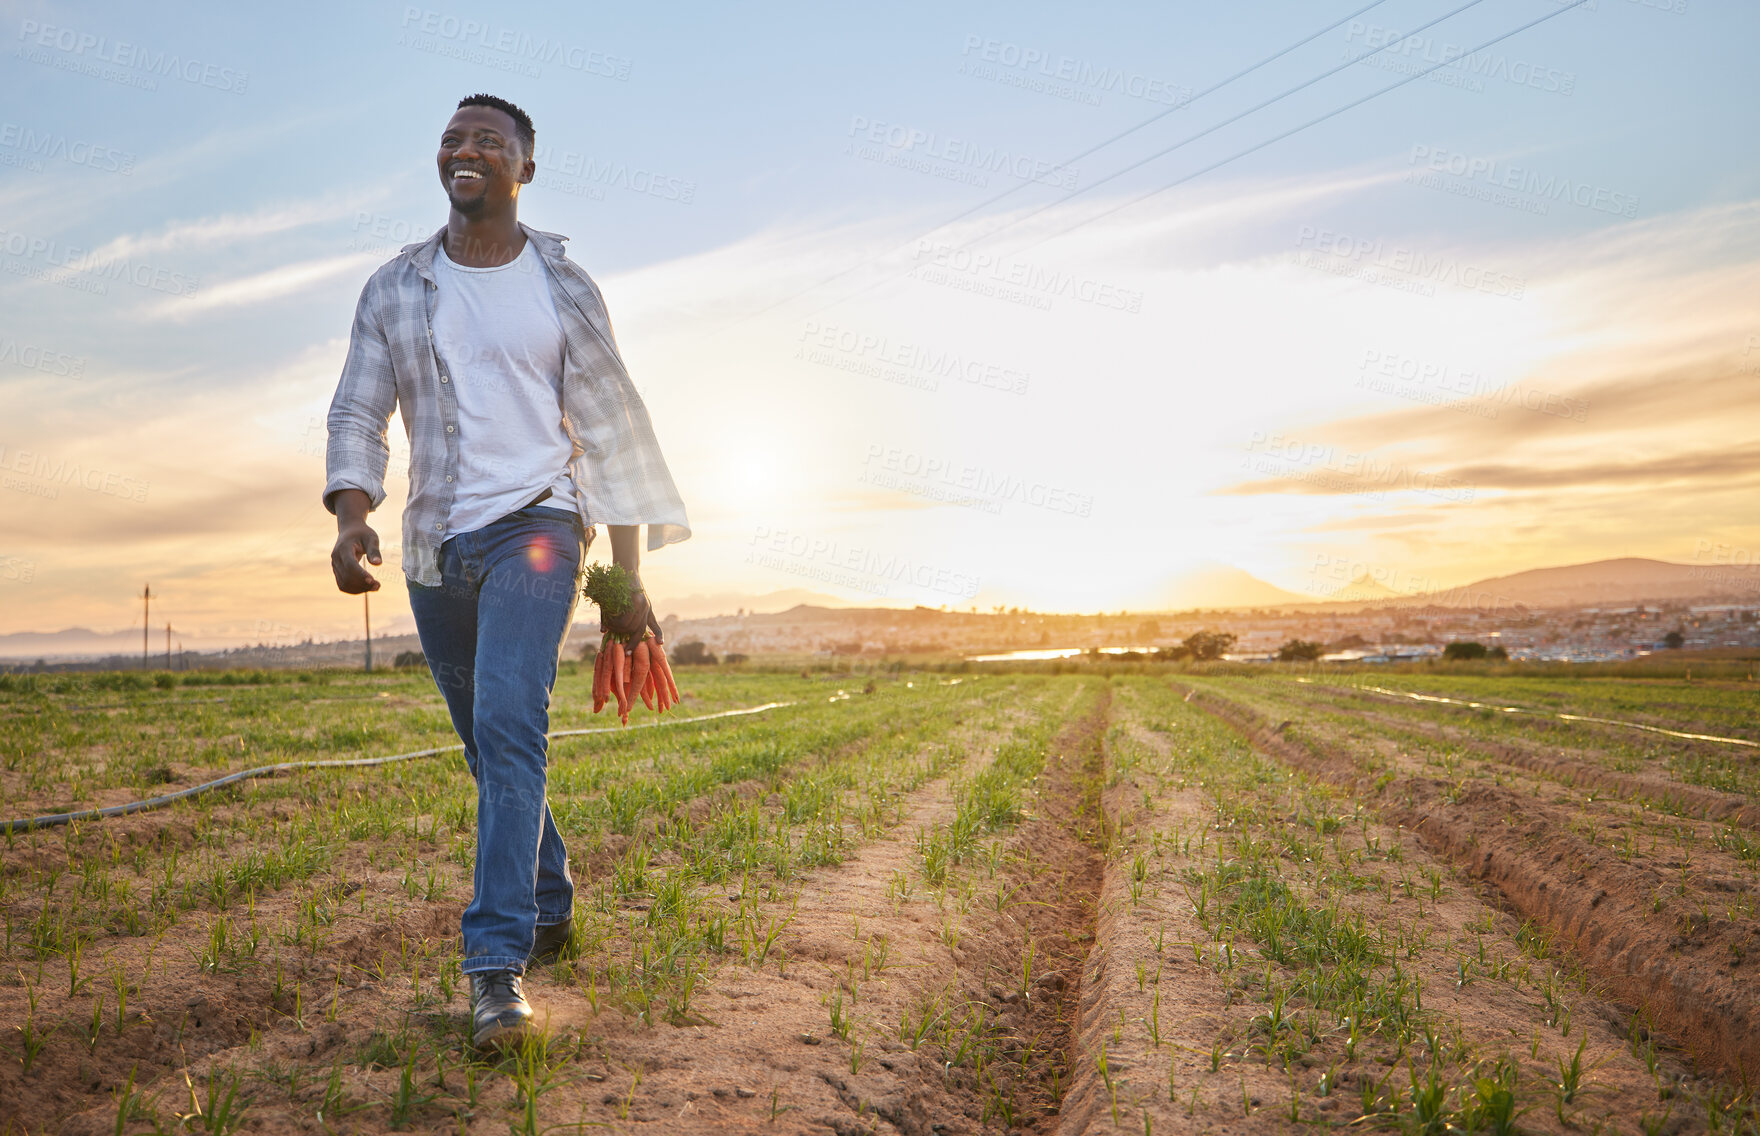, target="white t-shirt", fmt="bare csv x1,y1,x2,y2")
432,238,579,540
